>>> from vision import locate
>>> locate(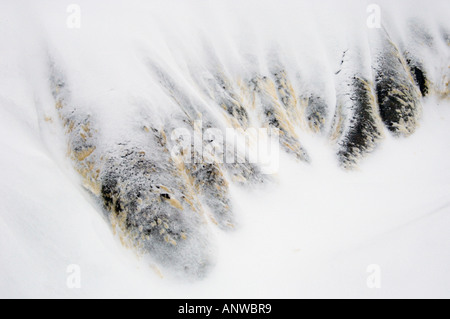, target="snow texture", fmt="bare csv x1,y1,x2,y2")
0,0,449,298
